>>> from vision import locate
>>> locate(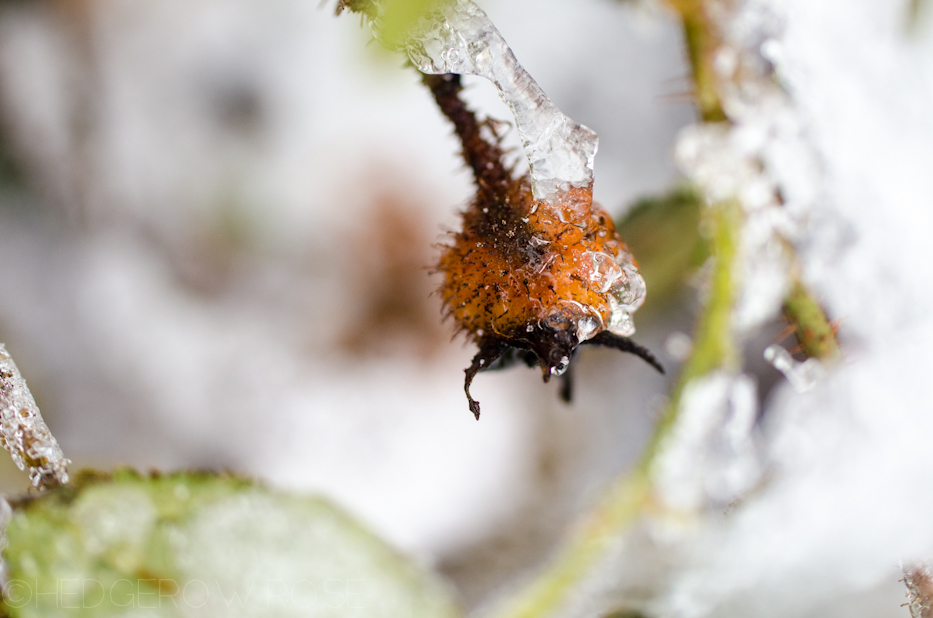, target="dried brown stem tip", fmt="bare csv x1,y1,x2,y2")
424,74,662,419
905,563,933,618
